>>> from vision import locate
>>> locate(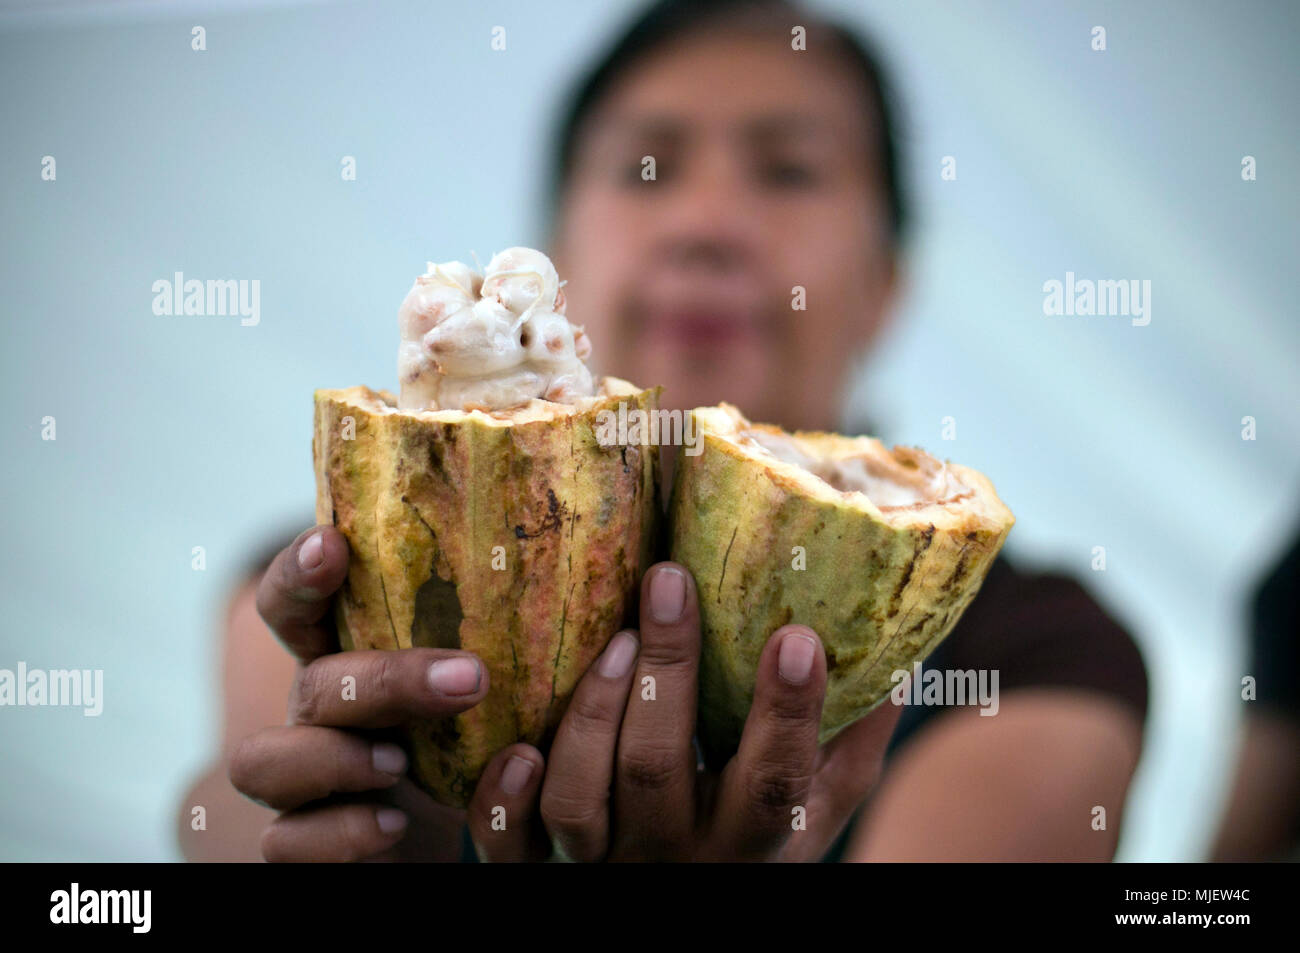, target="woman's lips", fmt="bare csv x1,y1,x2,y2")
650,309,764,347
